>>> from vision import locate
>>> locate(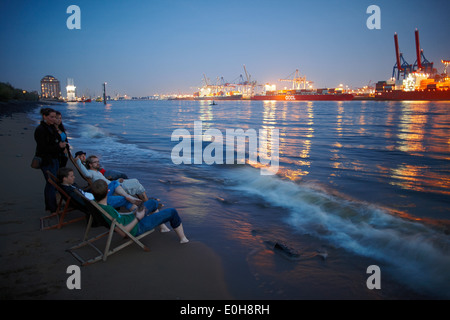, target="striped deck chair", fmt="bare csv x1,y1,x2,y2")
40,171,85,230
66,190,154,266
68,151,93,188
